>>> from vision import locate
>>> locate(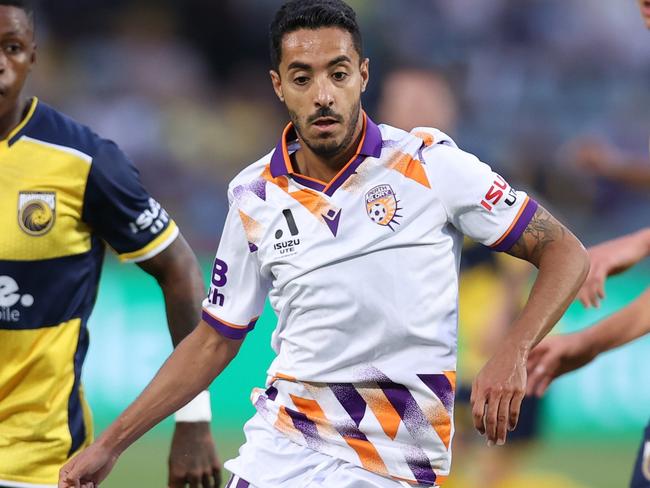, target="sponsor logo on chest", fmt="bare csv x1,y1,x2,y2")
0,275,33,323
